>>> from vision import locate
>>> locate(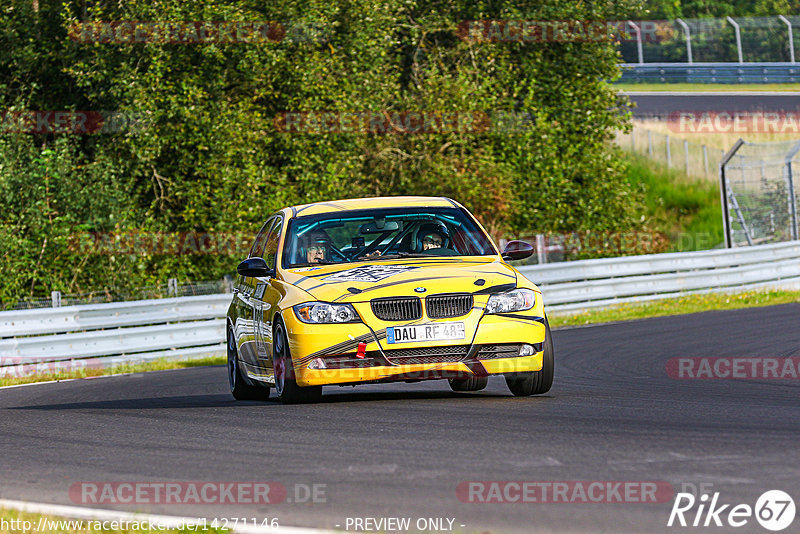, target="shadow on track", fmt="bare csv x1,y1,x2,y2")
9,394,245,410
314,389,517,404
8,388,552,410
